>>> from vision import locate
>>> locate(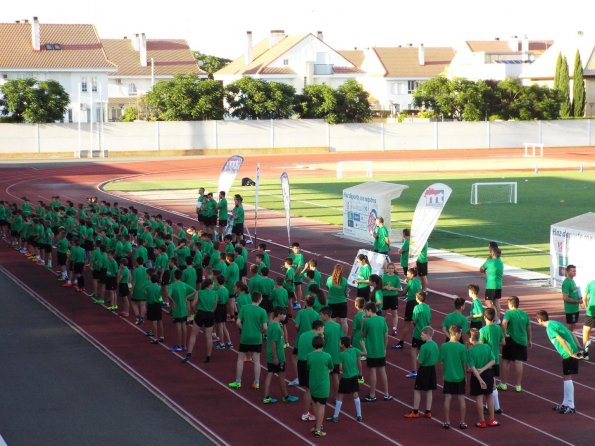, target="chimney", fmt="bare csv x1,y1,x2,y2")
521,37,529,62
269,30,285,48
139,33,147,67
245,31,253,64
132,33,140,51
418,43,425,66
31,16,40,52
317,31,323,41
